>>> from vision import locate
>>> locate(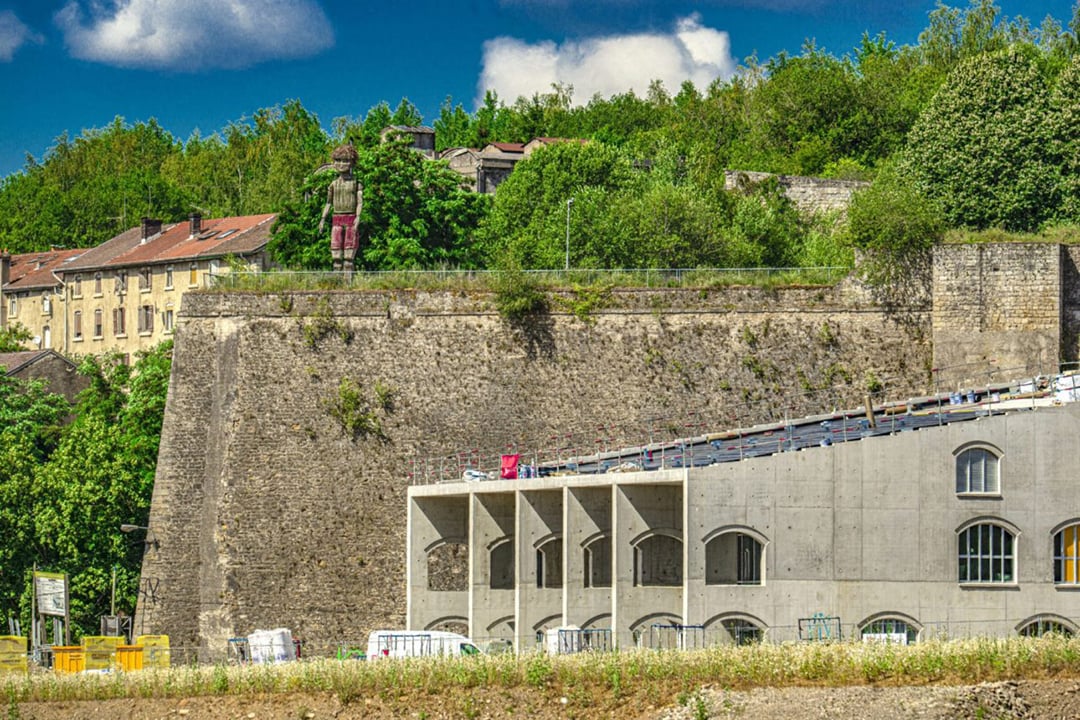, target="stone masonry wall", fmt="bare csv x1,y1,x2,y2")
139,284,931,660
723,171,867,215
932,244,1062,387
